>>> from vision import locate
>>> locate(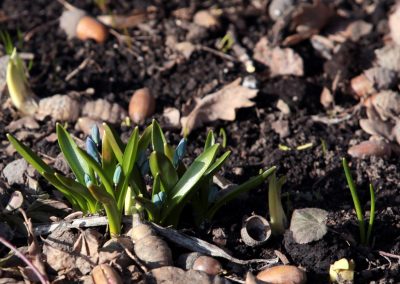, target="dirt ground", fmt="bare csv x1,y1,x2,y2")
0,0,399,283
